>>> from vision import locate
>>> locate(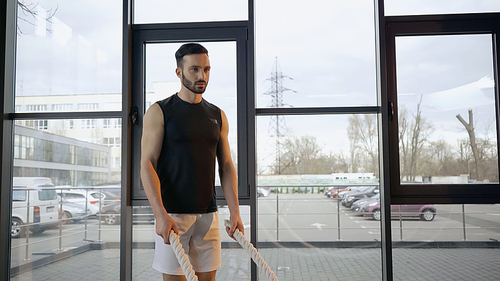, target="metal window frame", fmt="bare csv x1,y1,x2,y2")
385,12,500,205
376,1,393,280
128,22,252,204
121,1,133,280
0,0,16,279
